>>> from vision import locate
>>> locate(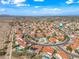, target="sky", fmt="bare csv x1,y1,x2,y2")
0,0,79,16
